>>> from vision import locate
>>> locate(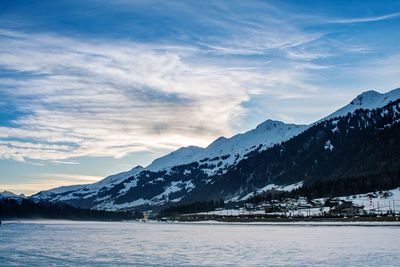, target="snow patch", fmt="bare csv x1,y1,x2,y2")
235,182,304,201
324,140,334,151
